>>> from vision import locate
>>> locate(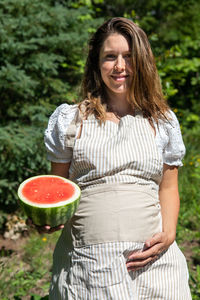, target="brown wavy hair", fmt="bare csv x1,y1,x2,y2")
79,17,170,123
